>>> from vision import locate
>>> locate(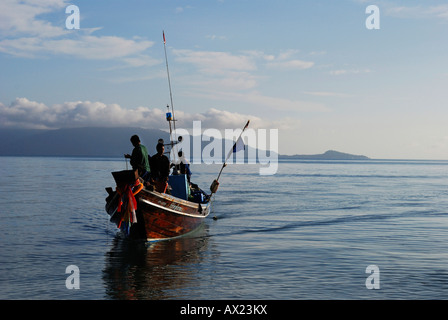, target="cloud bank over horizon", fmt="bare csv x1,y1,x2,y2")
0,97,293,131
